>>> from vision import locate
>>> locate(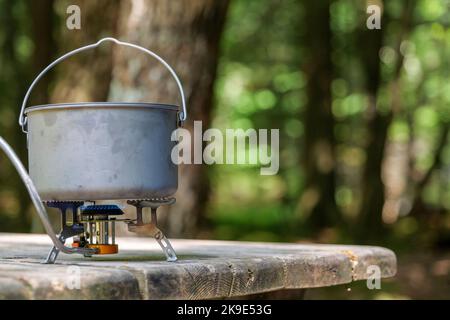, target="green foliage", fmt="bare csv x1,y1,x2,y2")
211,0,450,246
0,0,34,231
